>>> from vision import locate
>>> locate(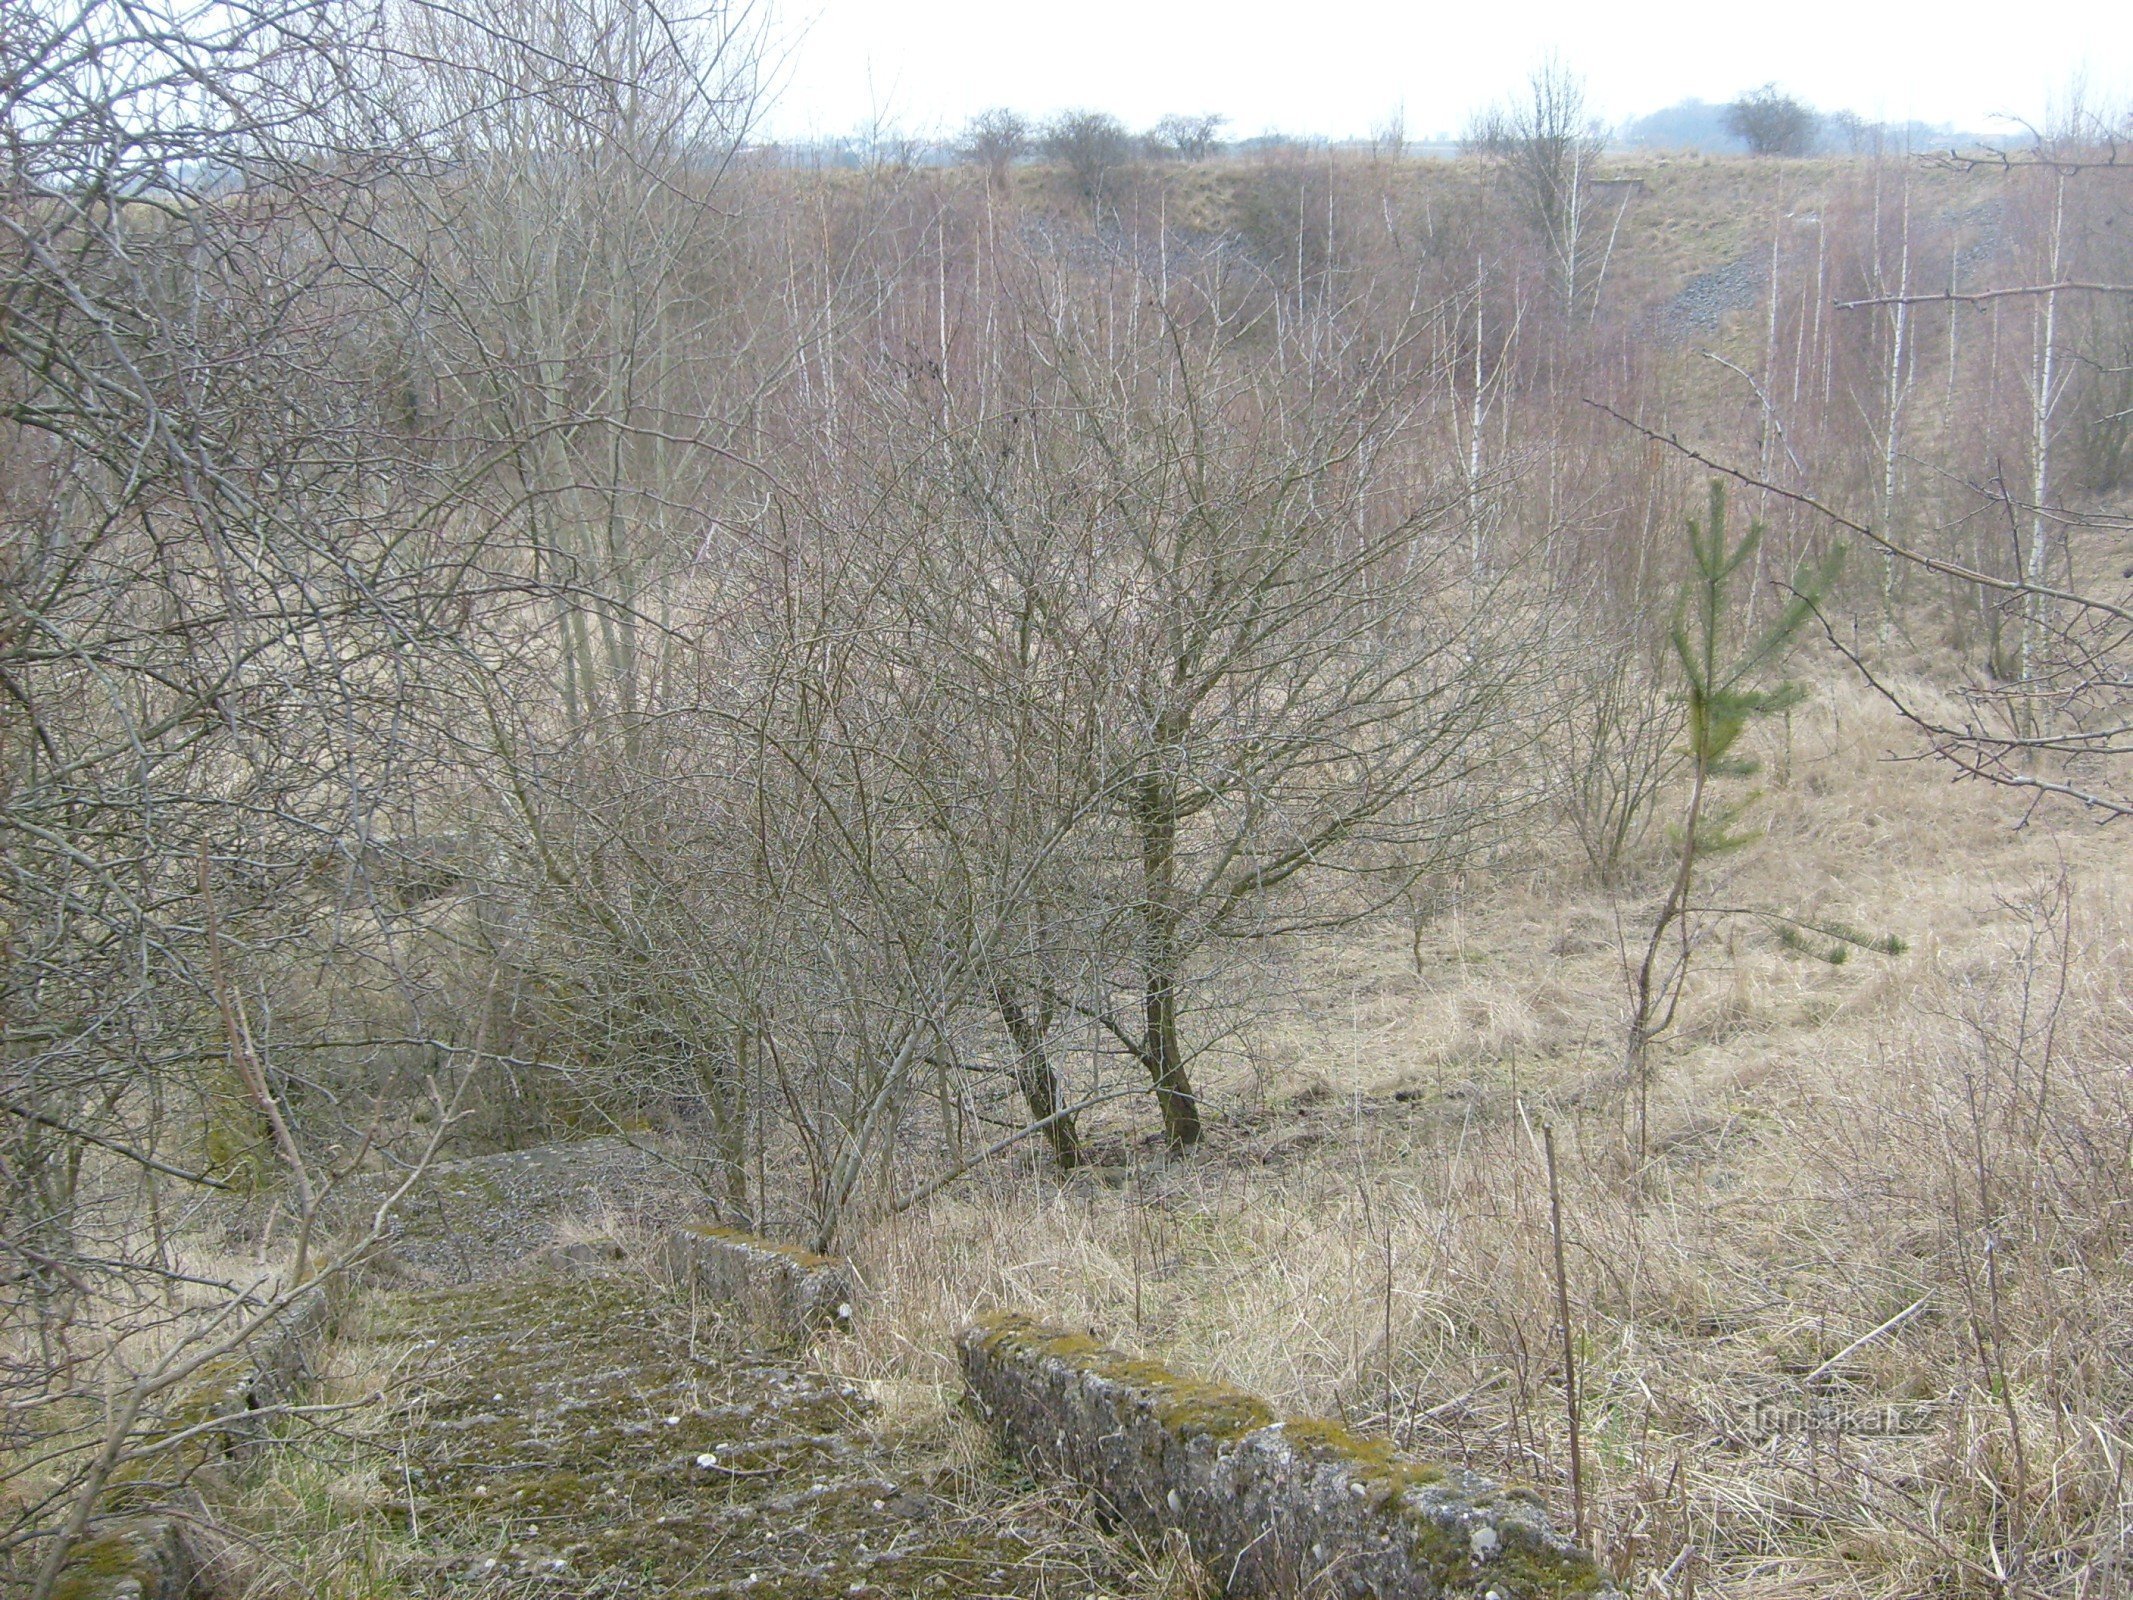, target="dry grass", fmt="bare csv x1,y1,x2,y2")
823,679,2133,1598
29,678,2129,1600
